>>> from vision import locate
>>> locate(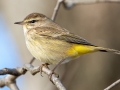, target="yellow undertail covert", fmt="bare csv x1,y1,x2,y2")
67,44,96,57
